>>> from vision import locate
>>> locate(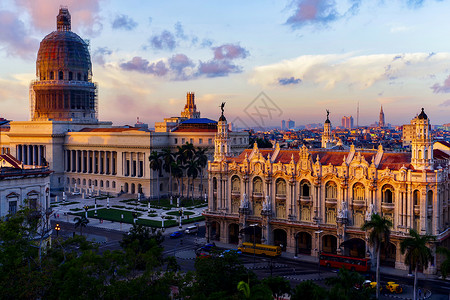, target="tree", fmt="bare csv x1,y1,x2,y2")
149,151,162,201
361,213,392,299
400,229,435,300
171,161,184,198
73,216,89,235
161,148,175,196
261,276,291,300
437,246,450,279
291,280,327,300
186,158,200,202
195,147,208,197
326,268,371,300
